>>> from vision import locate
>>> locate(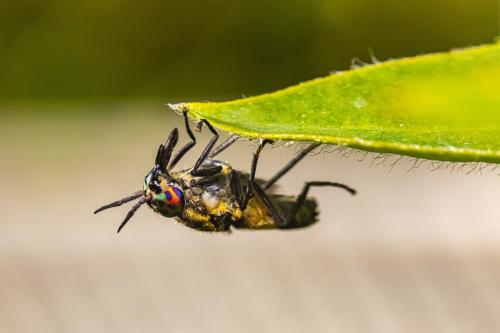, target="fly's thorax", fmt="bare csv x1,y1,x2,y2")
178,161,240,218
202,190,221,210
184,179,234,214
